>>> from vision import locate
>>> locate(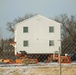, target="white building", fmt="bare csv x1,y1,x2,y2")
14,15,61,54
